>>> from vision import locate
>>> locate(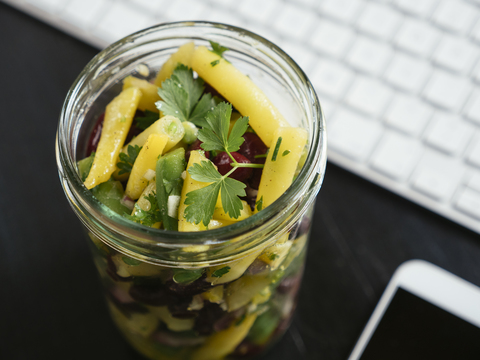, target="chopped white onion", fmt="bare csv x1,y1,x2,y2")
167,195,181,218
120,195,135,210
181,171,187,180
143,169,156,181
135,63,150,77
188,295,205,311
